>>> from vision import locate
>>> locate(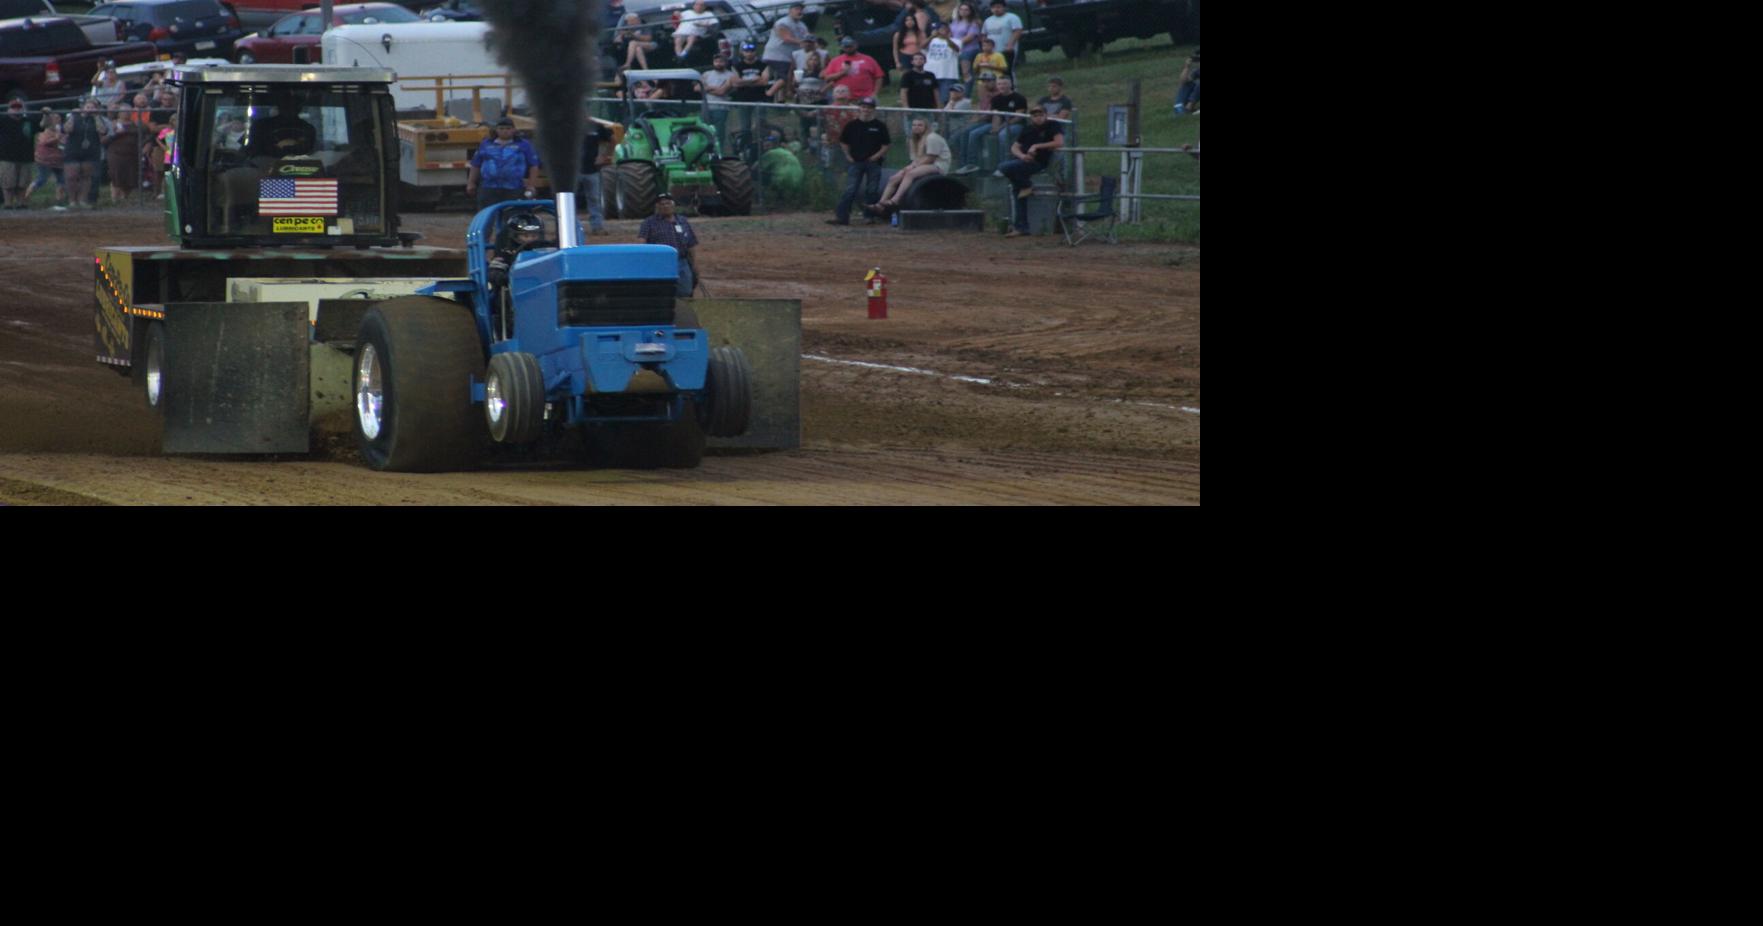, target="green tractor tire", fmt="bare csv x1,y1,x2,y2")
711,158,755,216
615,161,661,220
